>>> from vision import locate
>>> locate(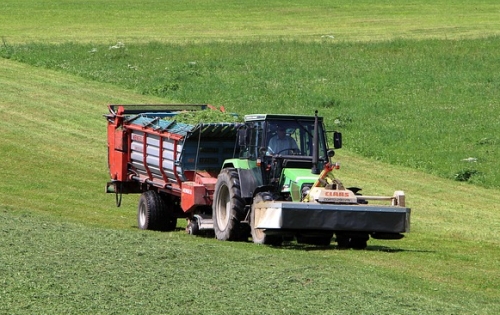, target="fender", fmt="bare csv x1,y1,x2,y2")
237,167,264,199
